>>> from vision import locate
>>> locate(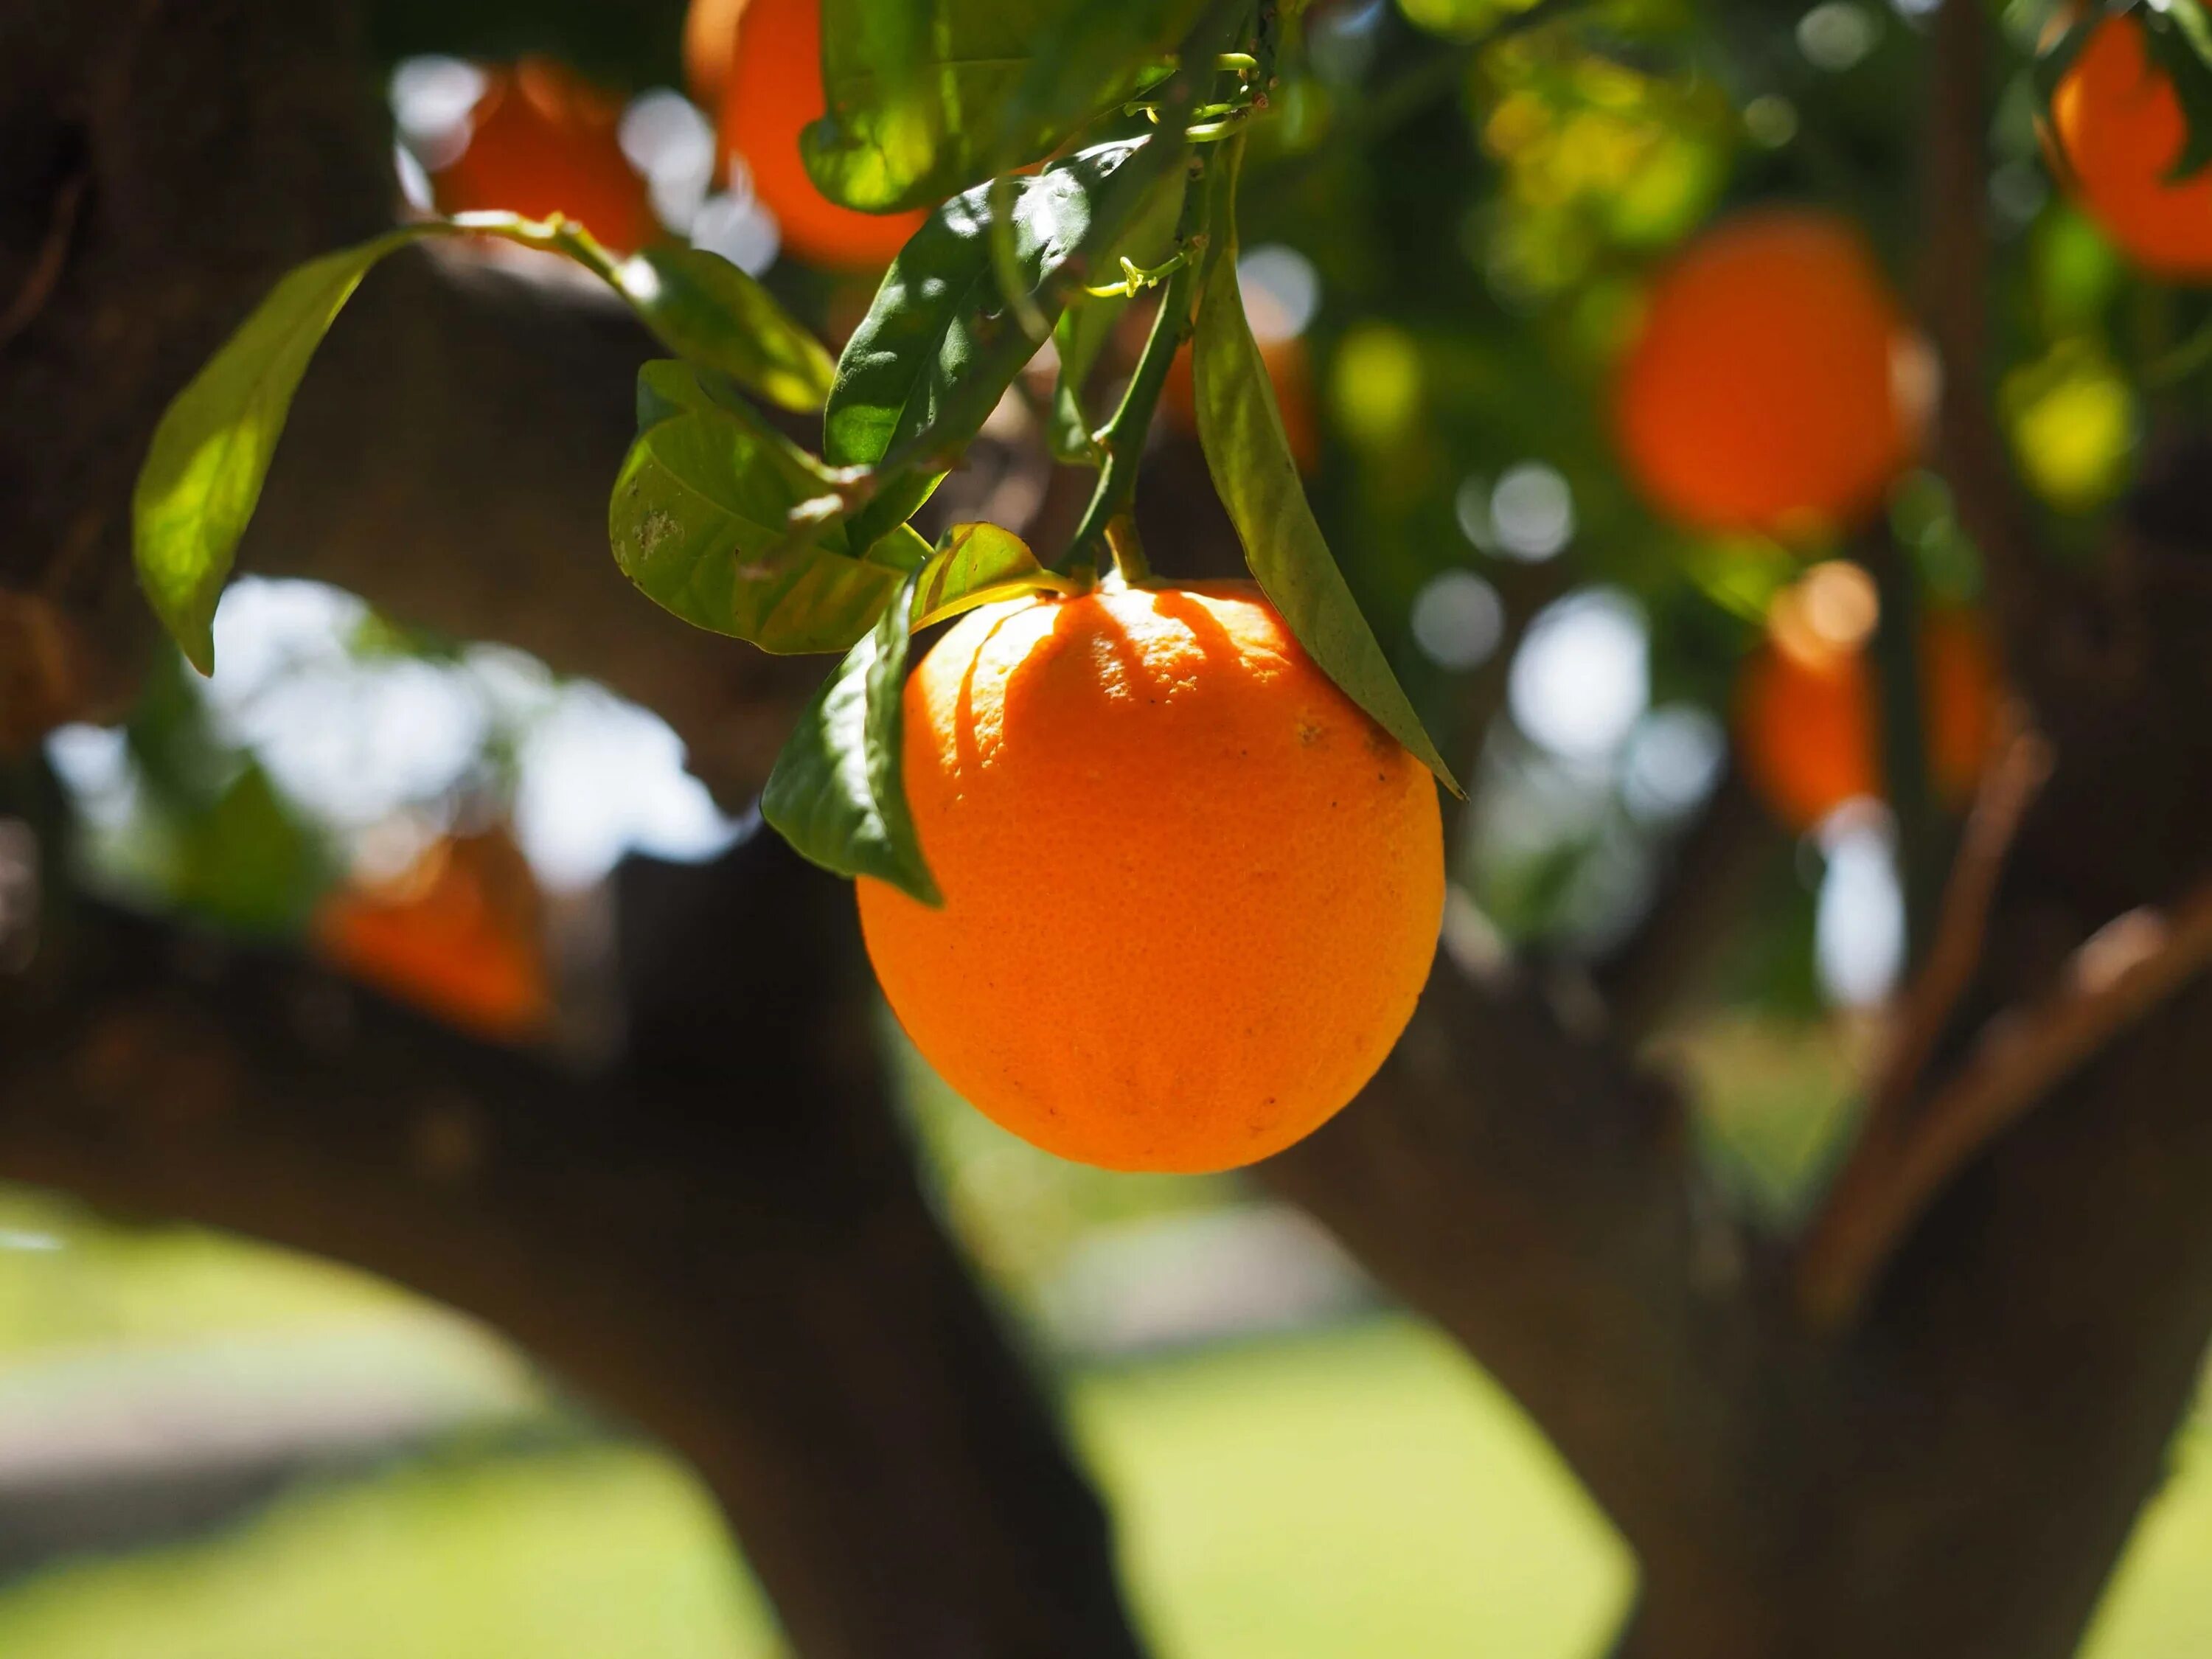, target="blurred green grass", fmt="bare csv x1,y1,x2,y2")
0,1306,2206,1658
0,1314,1626,1659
